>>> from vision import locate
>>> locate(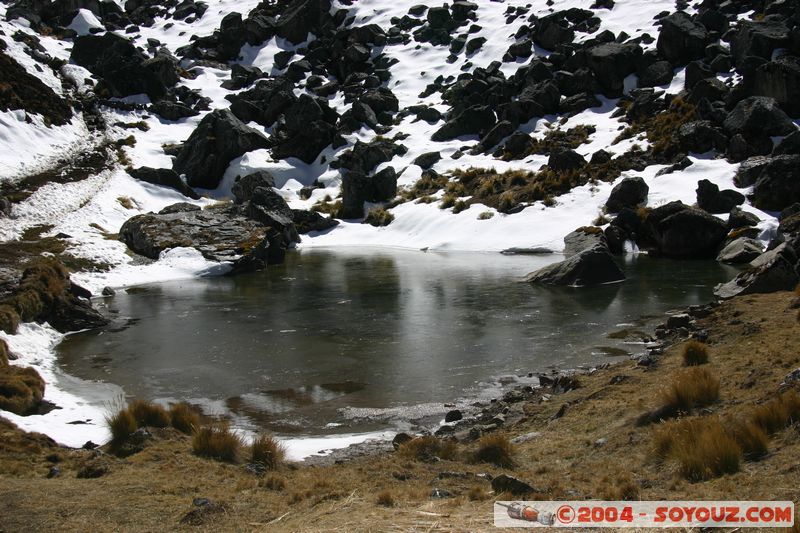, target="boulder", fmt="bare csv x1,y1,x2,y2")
751,155,800,211
676,121,728,153
335,138,406,174
752,56,800,117
274,0,333,44
70,33,177,100
159,203,200,215
605,176,648,213
150,100,198,121
734,155,774,187
773,130,800,156
716,237,764,264
172,109,269,189
695,179,745,214
128,167,200,199
638,60,674,87
586,42,641,97
271,119,336,164
728,207,760,229
656,12,708,66
532,14,575,51
548,149,585,171
226,77,296,127
339,167,398,219
431,105,496,142
246,187,299,244
563,227,607,257
525,246,625,287
723,96,795,138
642,201,728,258
714,243,799,298
731,18,790,65
231,171,277,204
413,151,442,169
291,209,339,234
491,474,537,496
